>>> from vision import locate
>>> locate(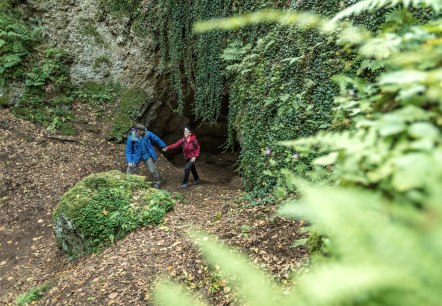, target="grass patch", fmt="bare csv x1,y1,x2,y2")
15,283,50,306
